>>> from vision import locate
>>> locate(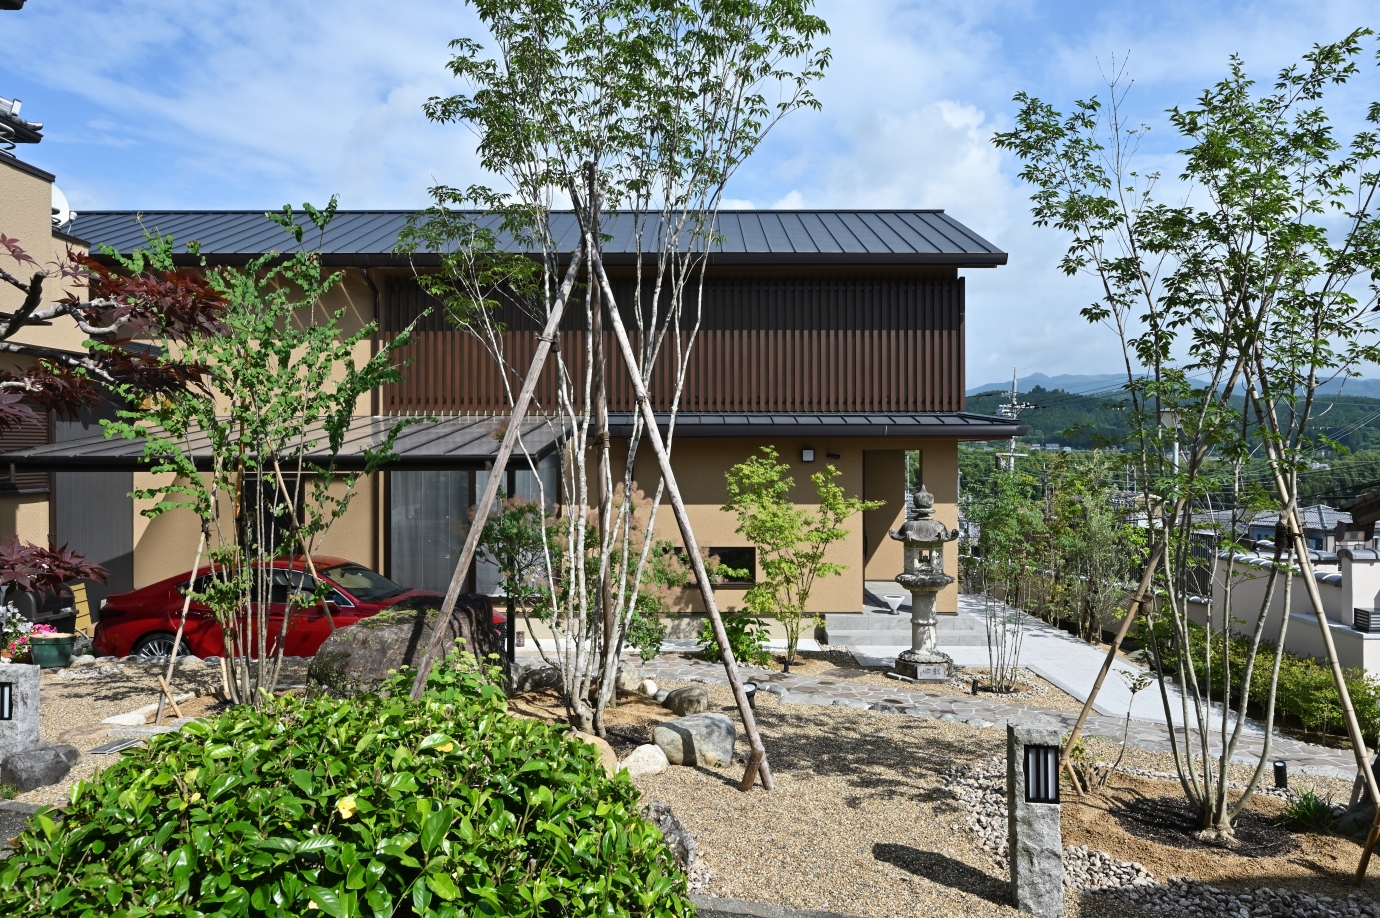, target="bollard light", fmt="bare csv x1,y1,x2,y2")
744,682,757,710
972,677,979,696
1273,760,1288,790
